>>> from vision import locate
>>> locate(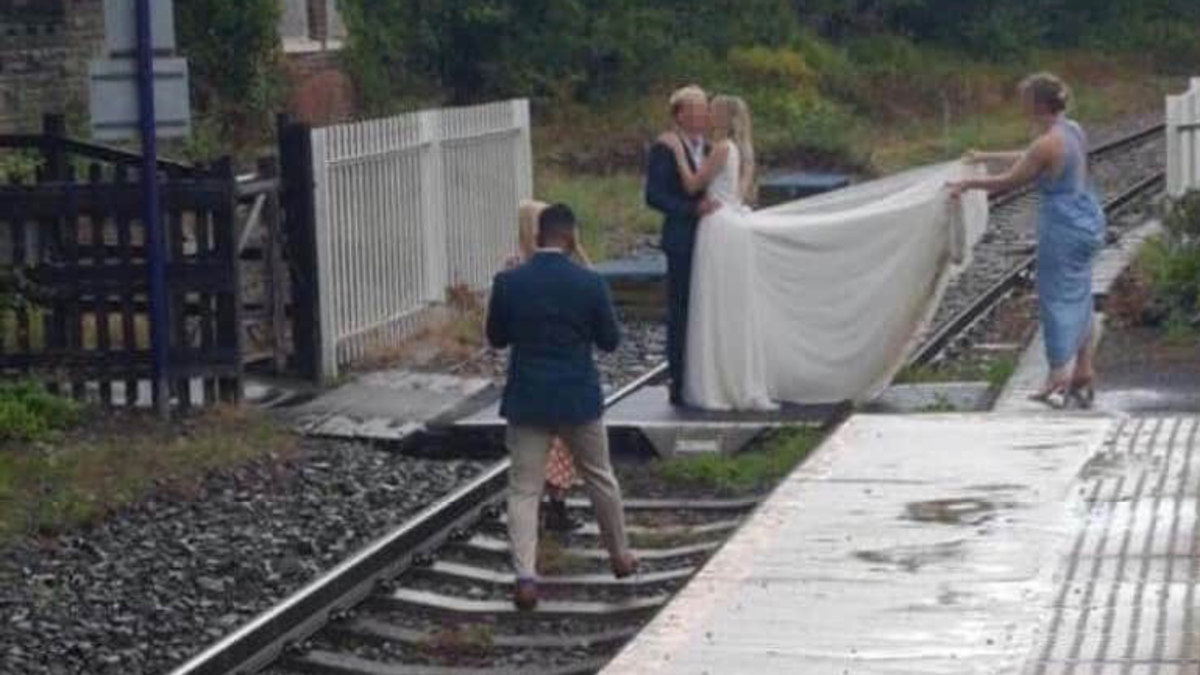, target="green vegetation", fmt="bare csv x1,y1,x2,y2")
917,393,959,414
0,150,42,184
175,0,283,157
0,407,296,542
539,169,660,261
0,380,79,444
1136,191,1200,330
895,353,1018,391
536,534,593,575
985,356,1019,391
422,624,495,655
655,426,823,495
628,527,704,549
